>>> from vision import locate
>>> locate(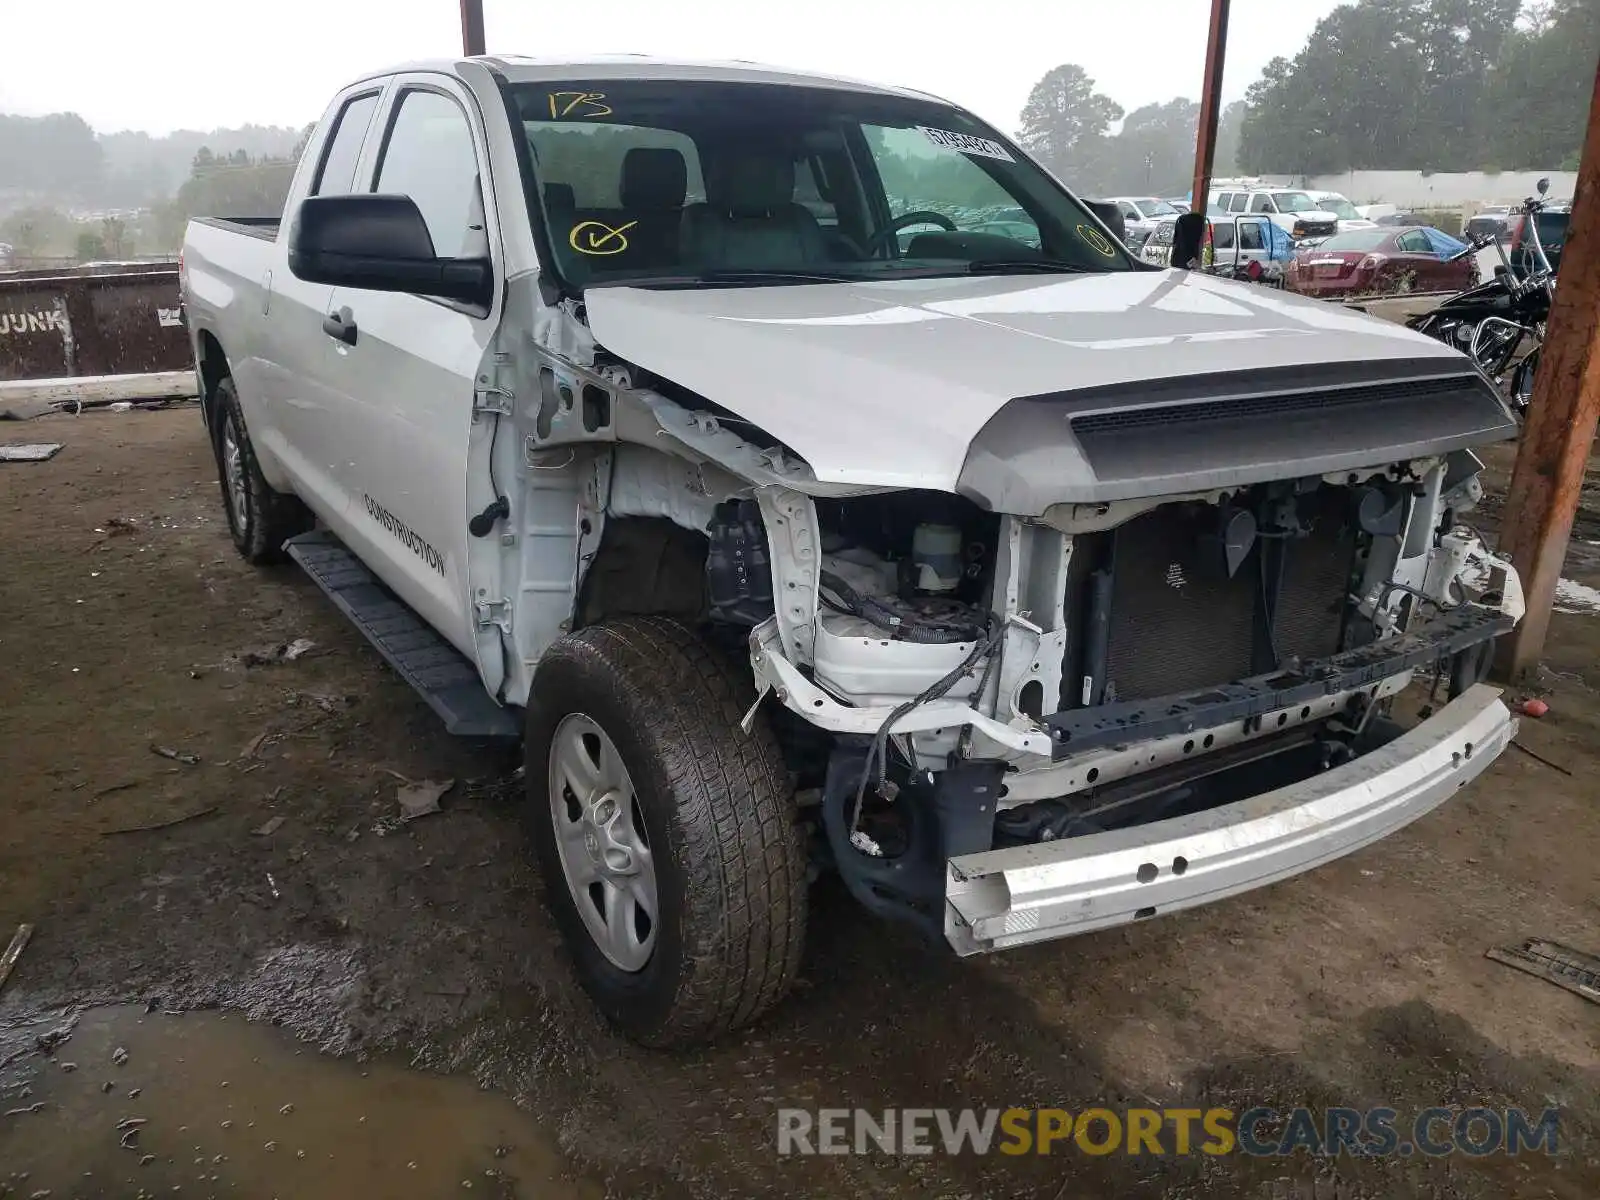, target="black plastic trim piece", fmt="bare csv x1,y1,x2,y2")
1042,606,1511,759
957,359,1518,513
